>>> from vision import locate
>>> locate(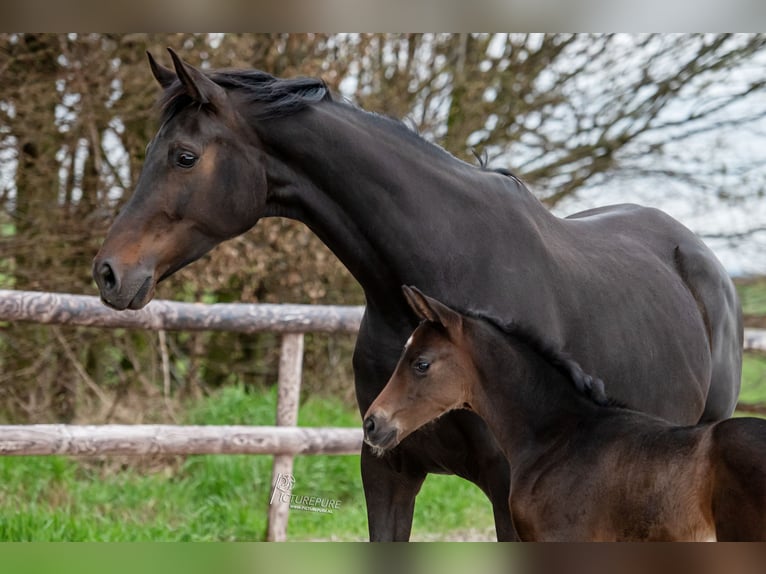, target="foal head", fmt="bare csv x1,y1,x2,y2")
363,286,478,454
363,286,611,455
